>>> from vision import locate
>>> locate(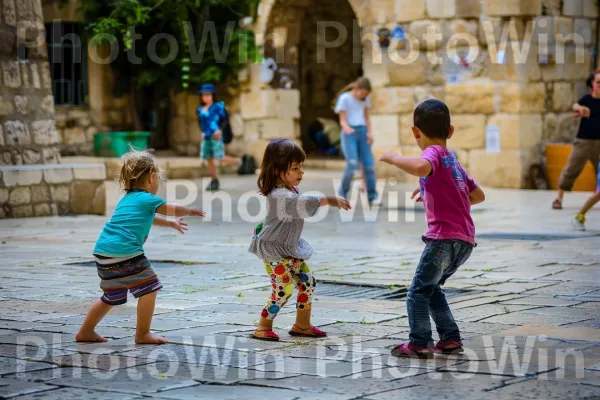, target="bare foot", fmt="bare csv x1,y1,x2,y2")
135,332,168,344
75,330,108,343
